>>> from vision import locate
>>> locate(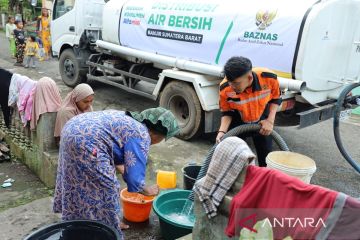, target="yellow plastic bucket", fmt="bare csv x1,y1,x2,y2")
156,170,177,189
266,151,317,184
